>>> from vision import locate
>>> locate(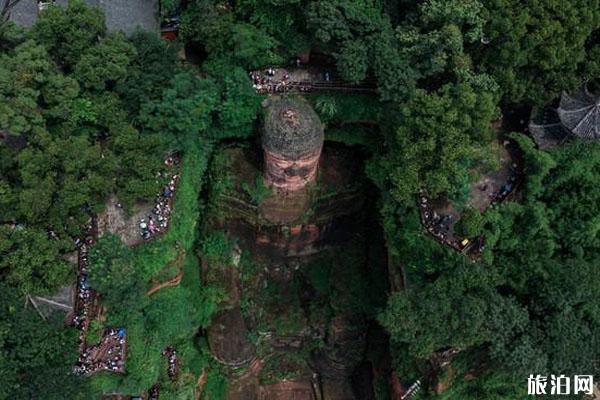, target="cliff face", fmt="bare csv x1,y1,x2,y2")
216,146,364,257
202,140,377,399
